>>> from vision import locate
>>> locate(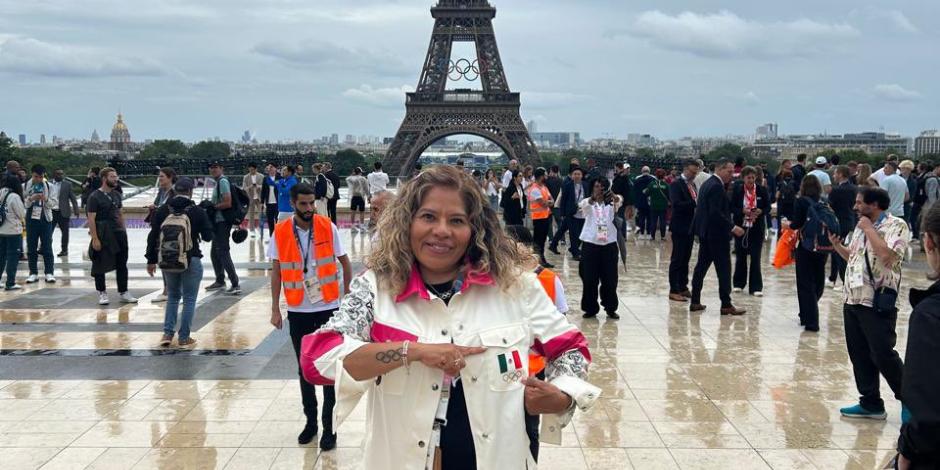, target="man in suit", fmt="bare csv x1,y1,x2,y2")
689,159,746,315
548,167,588,260
49,169,79,256
323,162,342,225
668,160,700,302
828,165,857,286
